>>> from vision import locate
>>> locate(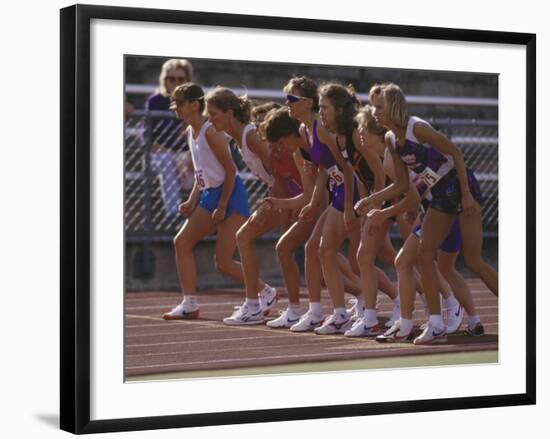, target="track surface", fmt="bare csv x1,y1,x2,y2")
125,279,497,378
